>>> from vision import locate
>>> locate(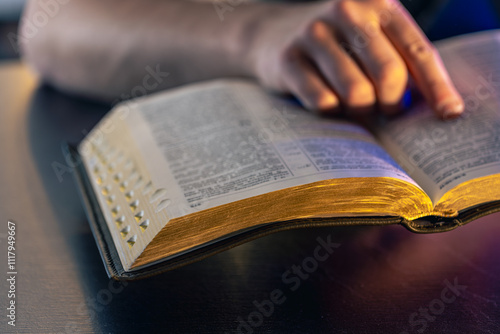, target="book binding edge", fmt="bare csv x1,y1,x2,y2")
64,143,500,280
